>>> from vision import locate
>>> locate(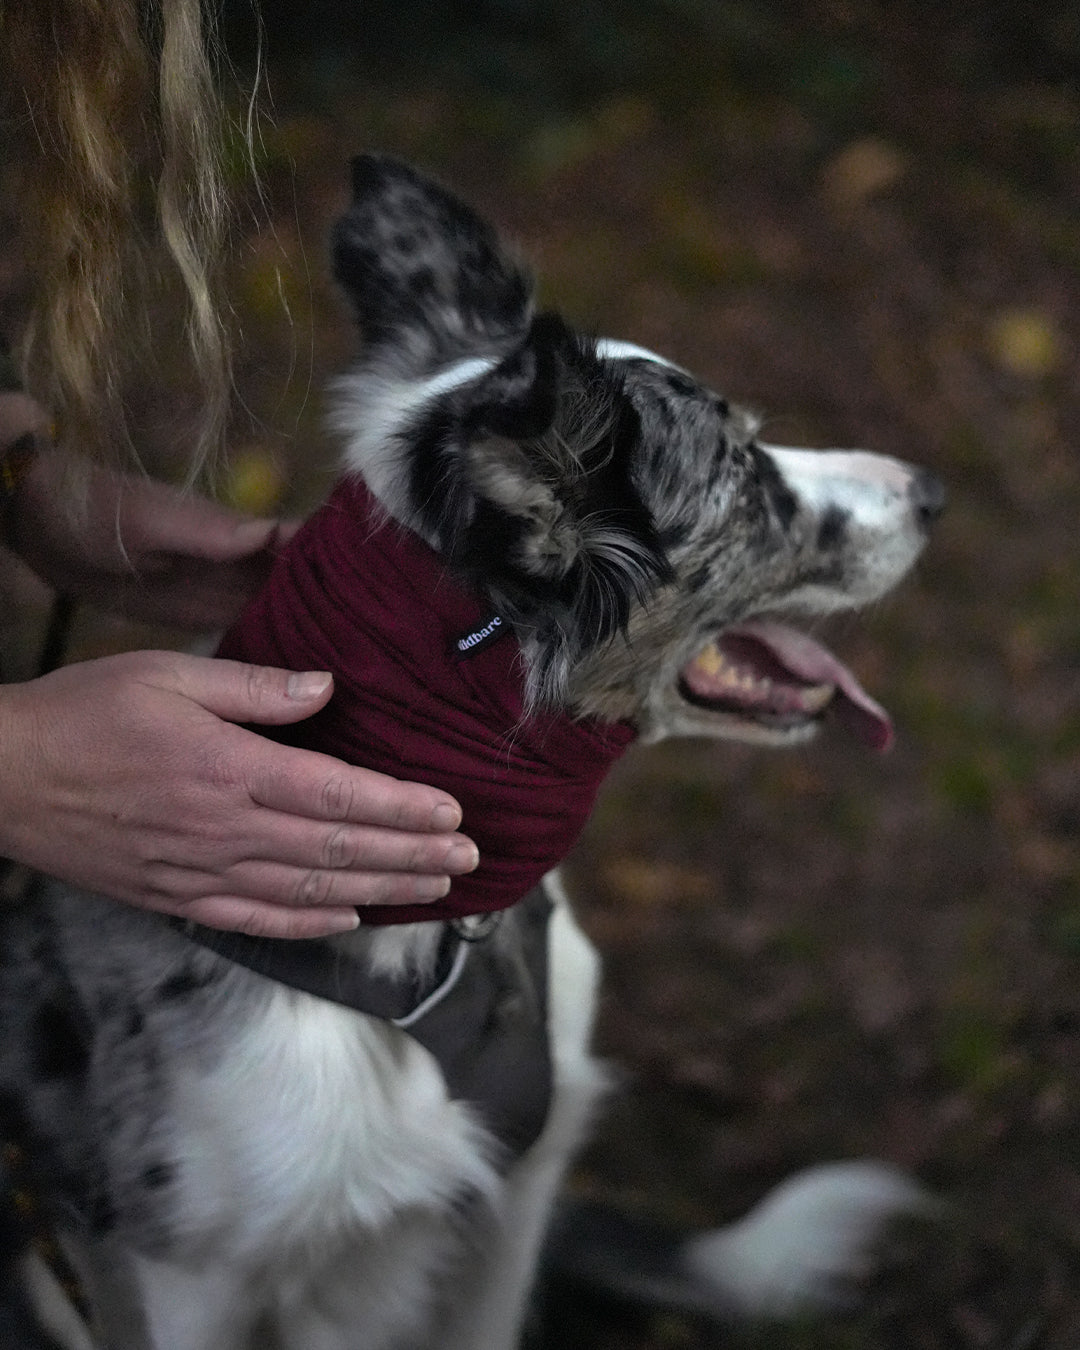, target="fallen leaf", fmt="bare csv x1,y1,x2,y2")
988,307,1064,378
821,136,907,207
